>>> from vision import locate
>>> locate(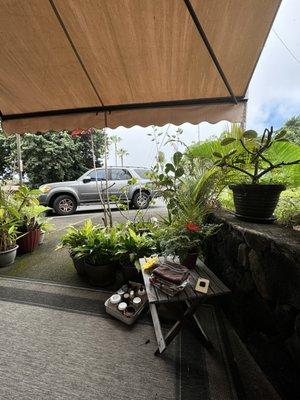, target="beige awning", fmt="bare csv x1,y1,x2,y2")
0,0,280,134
